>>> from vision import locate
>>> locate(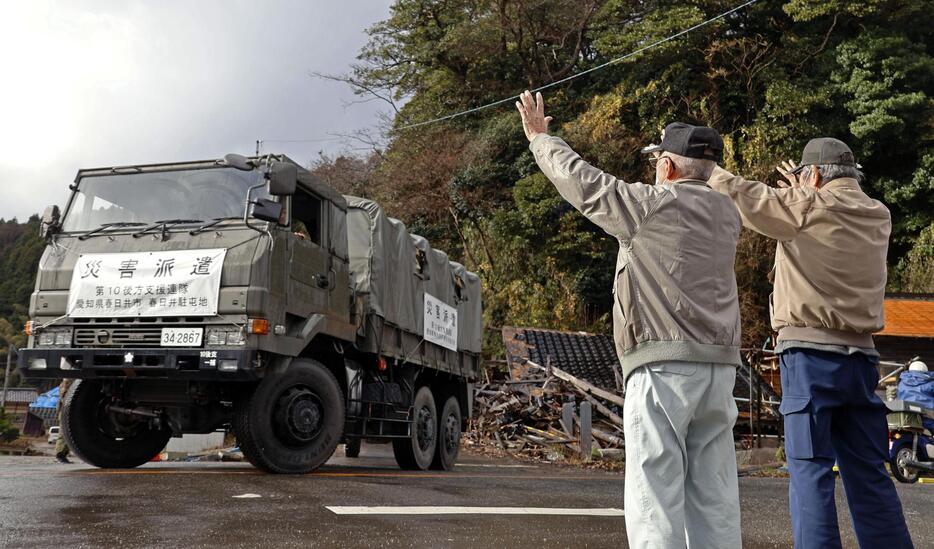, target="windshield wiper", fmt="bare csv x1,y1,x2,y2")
132,219,203,239
77,222,146,241
189,216,243,236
